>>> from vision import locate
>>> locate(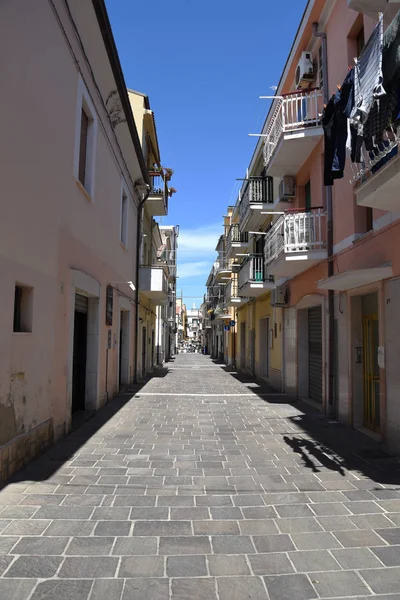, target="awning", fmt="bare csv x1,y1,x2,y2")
217,314,232,320
317,265,393,291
